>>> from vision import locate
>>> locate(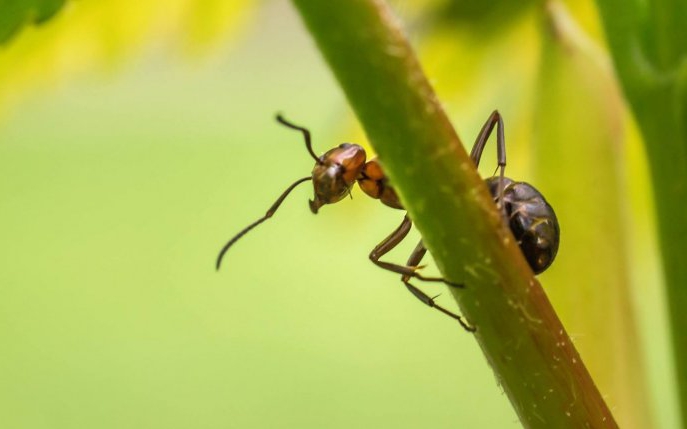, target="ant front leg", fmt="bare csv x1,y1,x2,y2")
401,241,474,332
369,214,459,286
